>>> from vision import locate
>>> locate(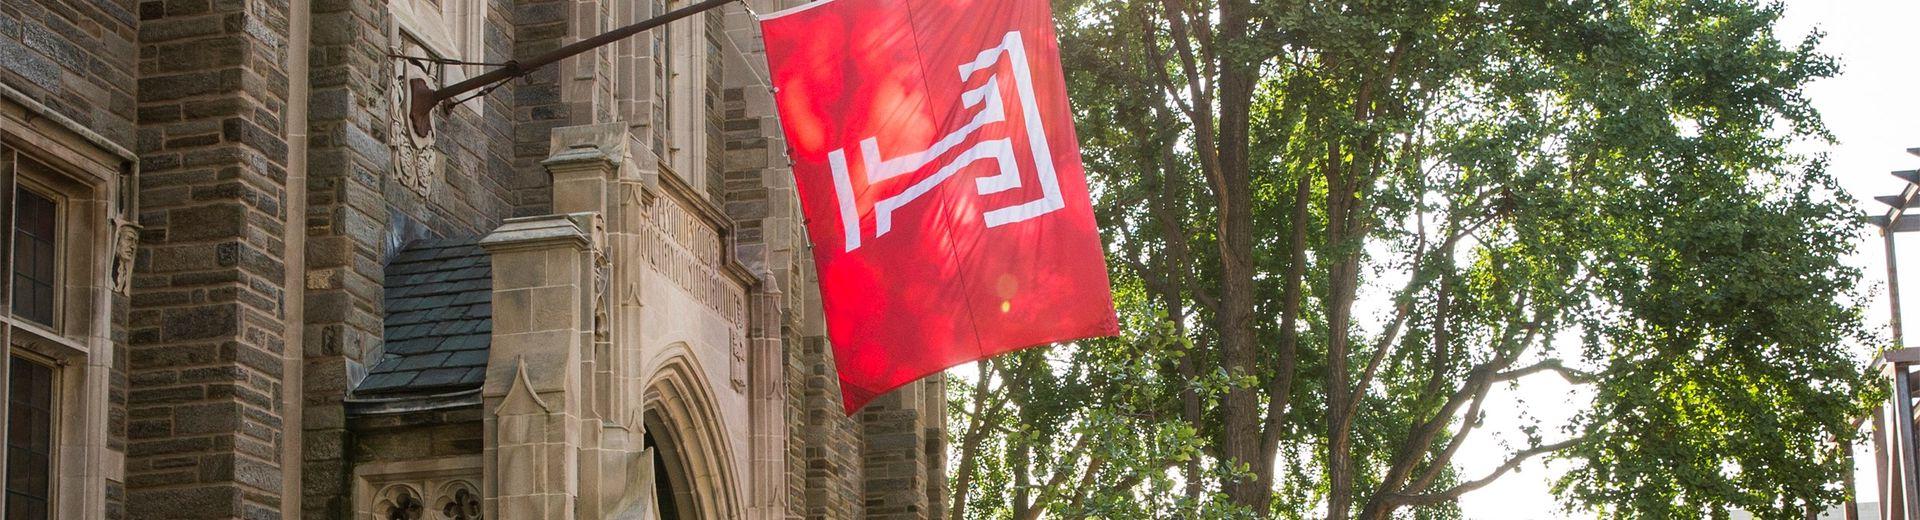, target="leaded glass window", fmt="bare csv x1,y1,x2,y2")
4,356,54,520
11,186,55,327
